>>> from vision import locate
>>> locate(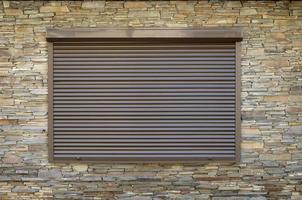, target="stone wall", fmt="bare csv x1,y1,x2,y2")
0,1,301,199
